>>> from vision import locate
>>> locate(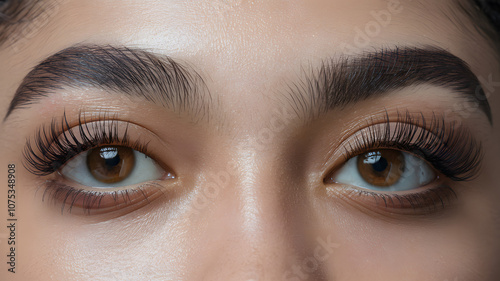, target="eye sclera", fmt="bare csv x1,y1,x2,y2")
24,114,175,178
325,148,438,192
46,143,175,215
322,111,482,183
321,120,440,182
